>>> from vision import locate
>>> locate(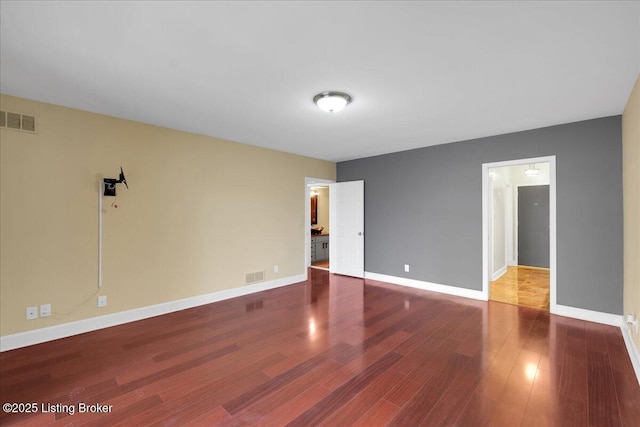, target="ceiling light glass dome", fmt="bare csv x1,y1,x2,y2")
313,92,352,113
